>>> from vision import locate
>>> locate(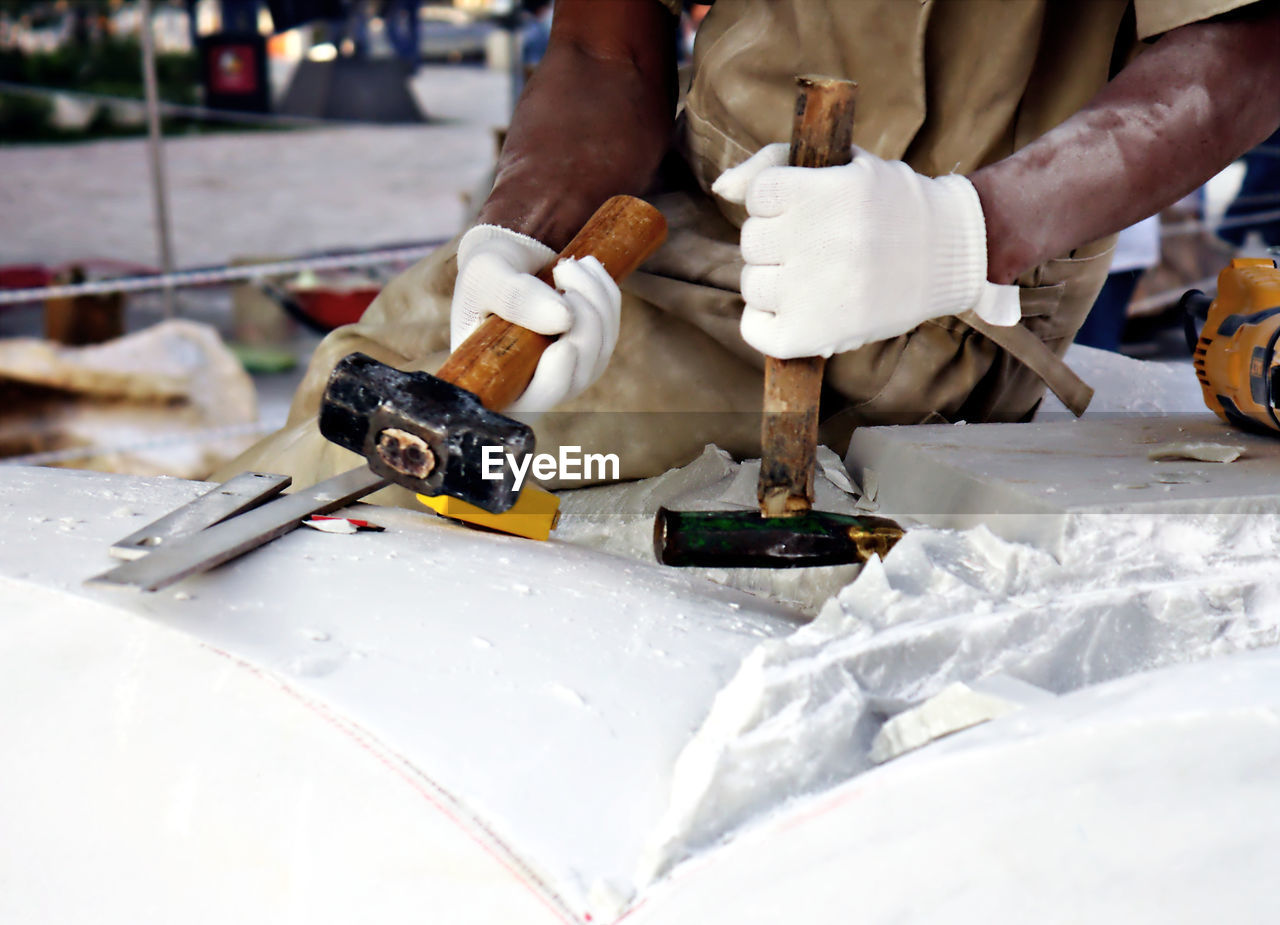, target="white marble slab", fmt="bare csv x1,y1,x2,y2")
846,414,1280,552
0,465,800,919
